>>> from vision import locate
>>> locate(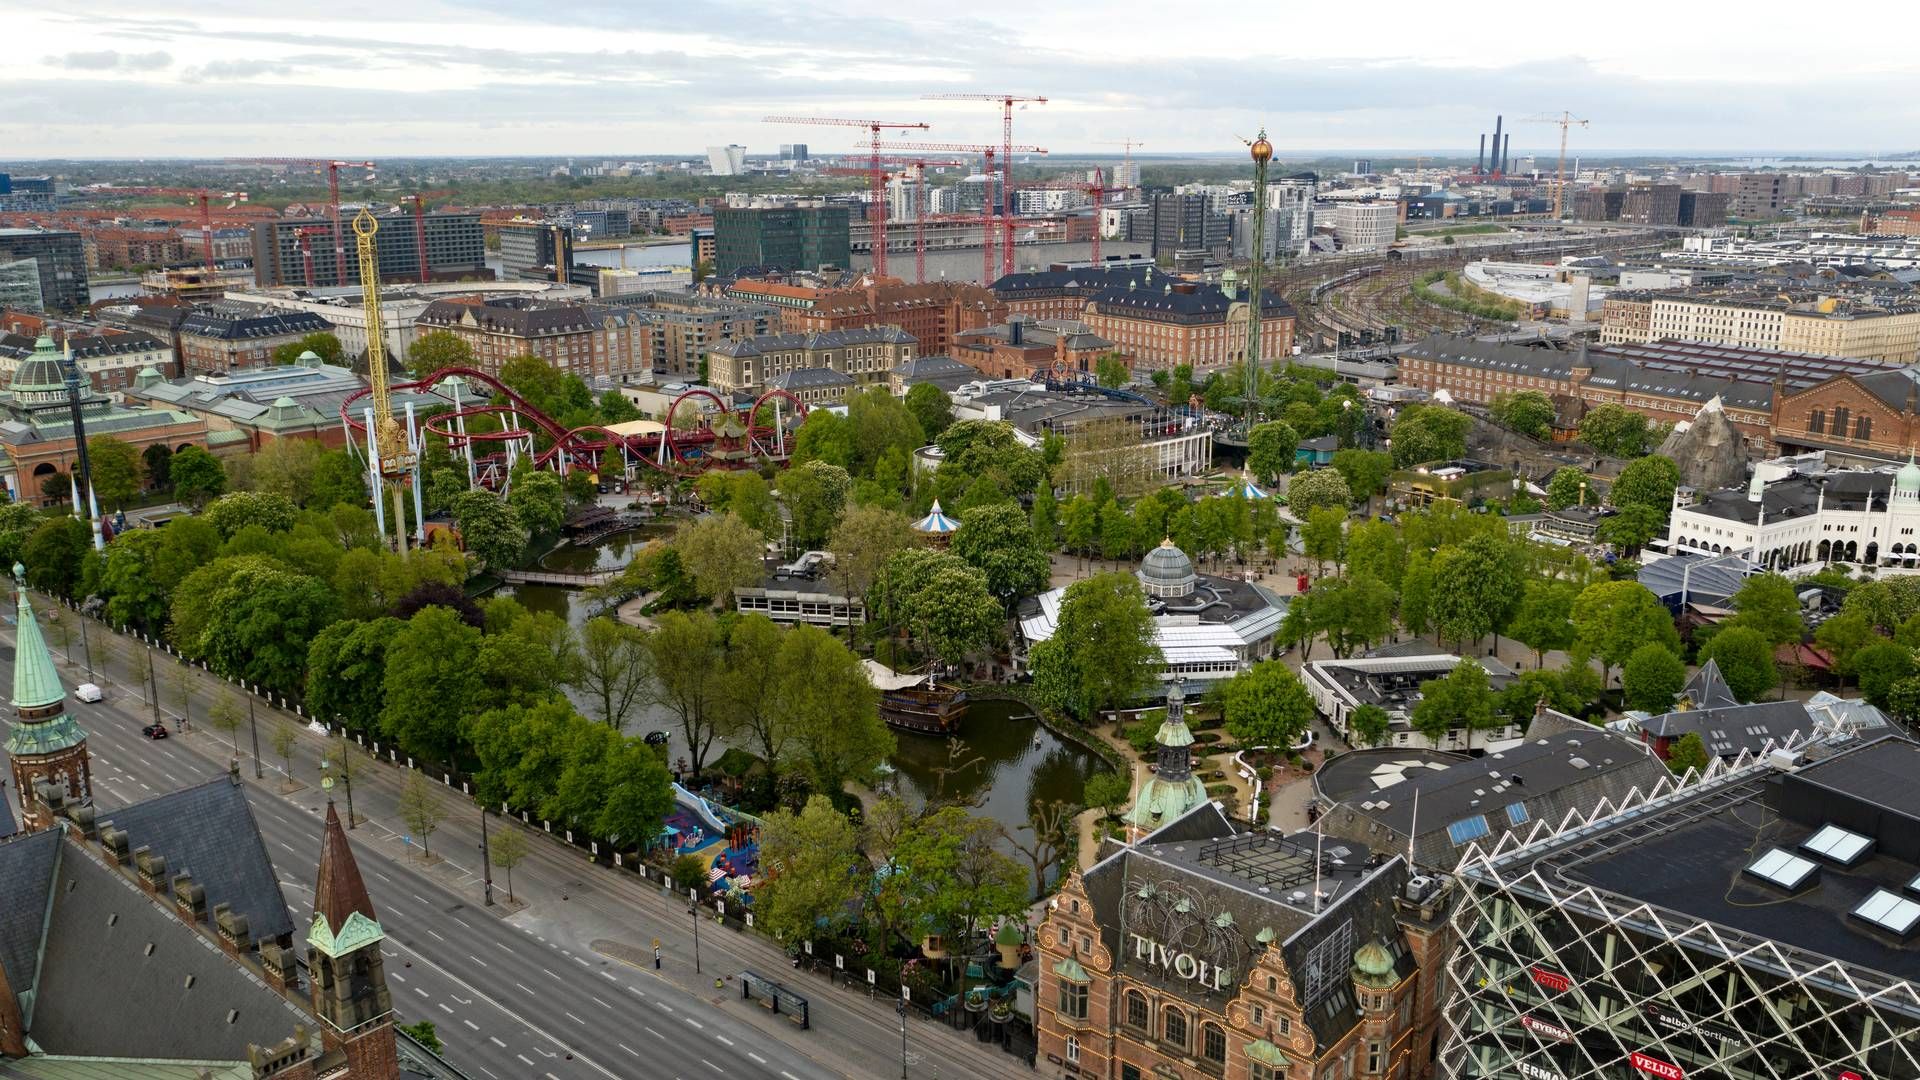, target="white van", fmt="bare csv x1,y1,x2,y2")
74,683,104,703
